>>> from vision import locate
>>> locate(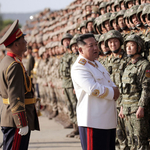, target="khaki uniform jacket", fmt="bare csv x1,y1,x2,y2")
0,55,40,131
